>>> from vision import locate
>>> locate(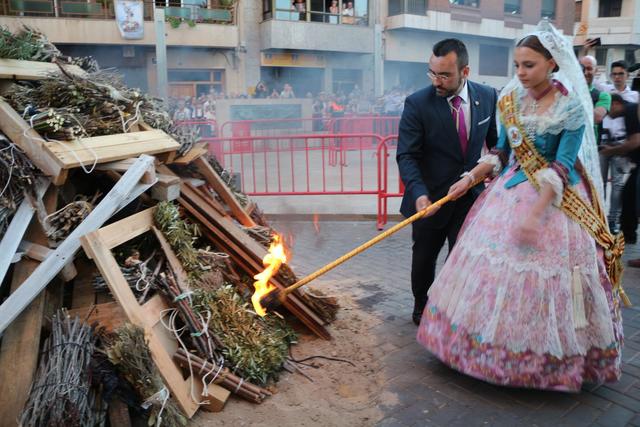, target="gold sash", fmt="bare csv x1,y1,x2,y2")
498,91,630,307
